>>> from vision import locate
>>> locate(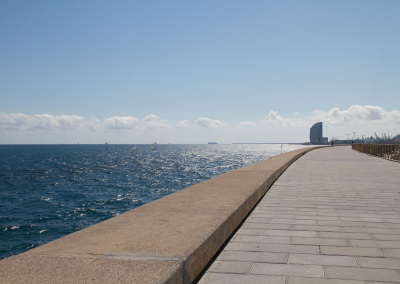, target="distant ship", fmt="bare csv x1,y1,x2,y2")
151,142,157,150
208,142,218,144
